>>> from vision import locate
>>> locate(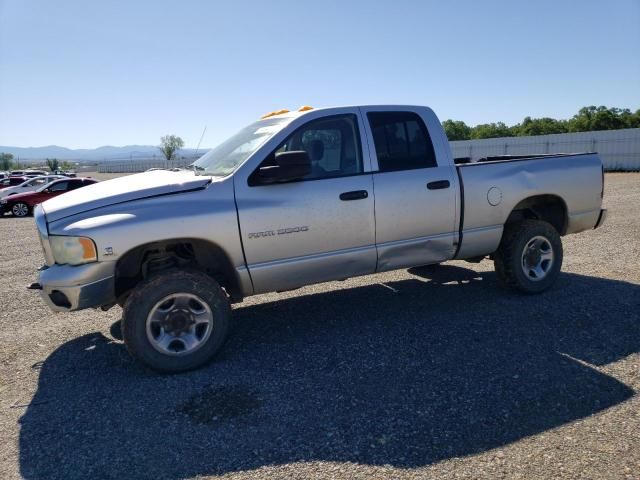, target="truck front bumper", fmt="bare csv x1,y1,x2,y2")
594,208,607,229
36,262,115,312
